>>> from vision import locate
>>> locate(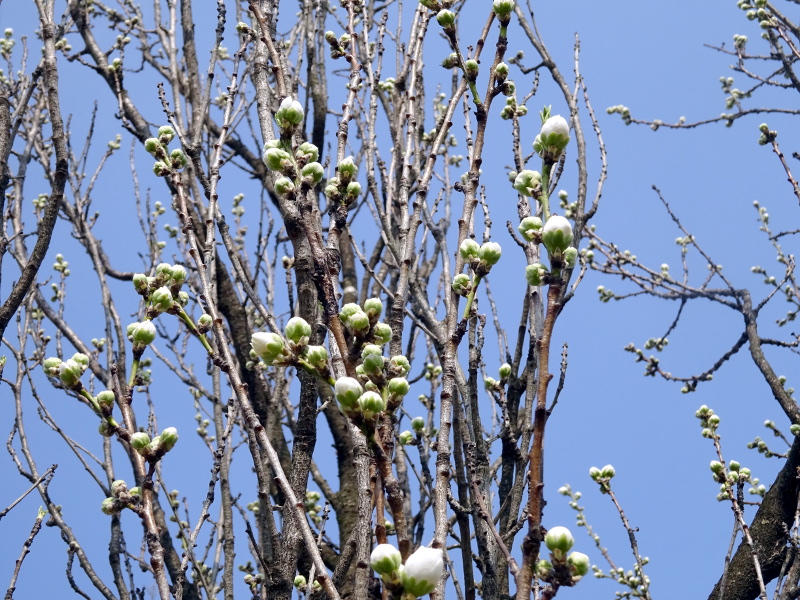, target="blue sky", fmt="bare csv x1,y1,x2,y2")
1,1,798,598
